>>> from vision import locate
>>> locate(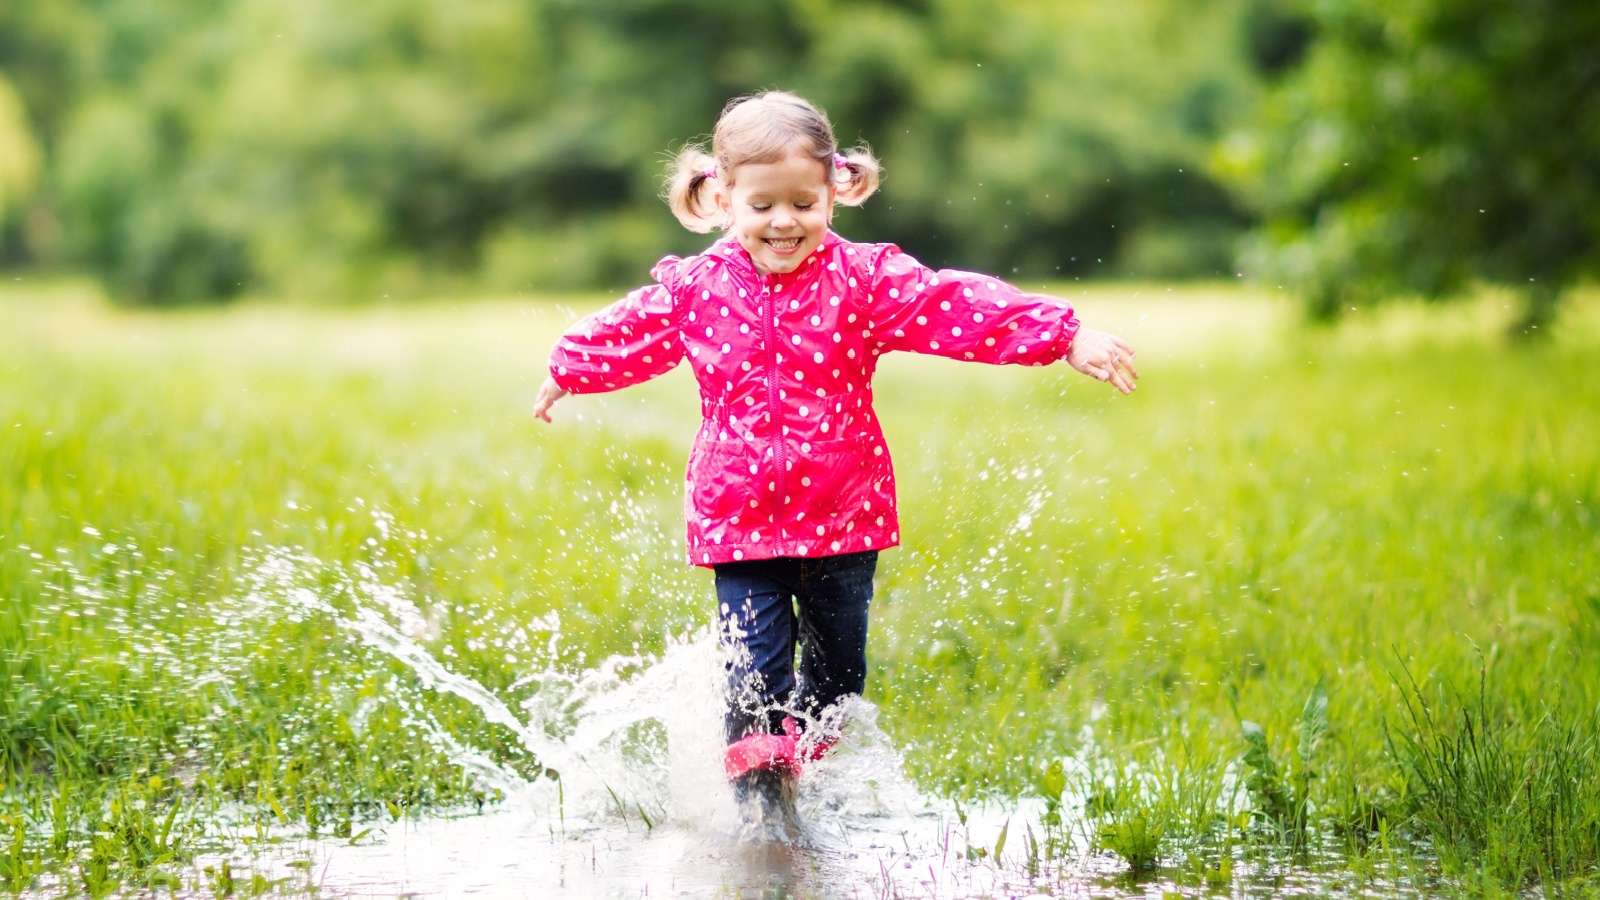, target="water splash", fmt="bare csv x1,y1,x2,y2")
226,544,1023,896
